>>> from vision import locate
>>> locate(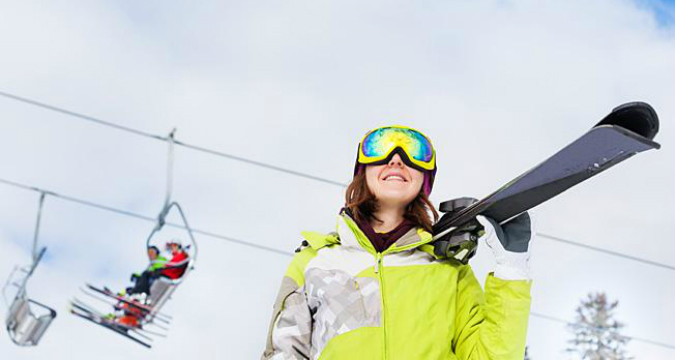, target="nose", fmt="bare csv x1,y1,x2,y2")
388,153,404,167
